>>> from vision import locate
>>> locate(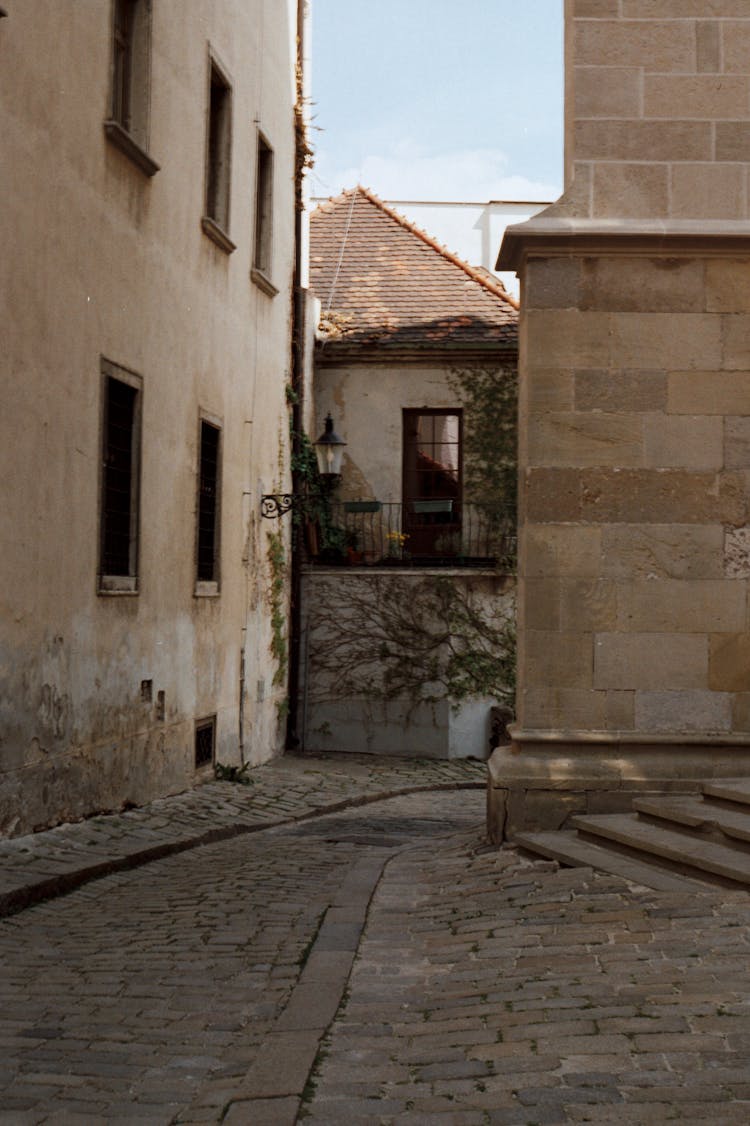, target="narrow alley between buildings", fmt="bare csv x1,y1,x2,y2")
0,757,748,1125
